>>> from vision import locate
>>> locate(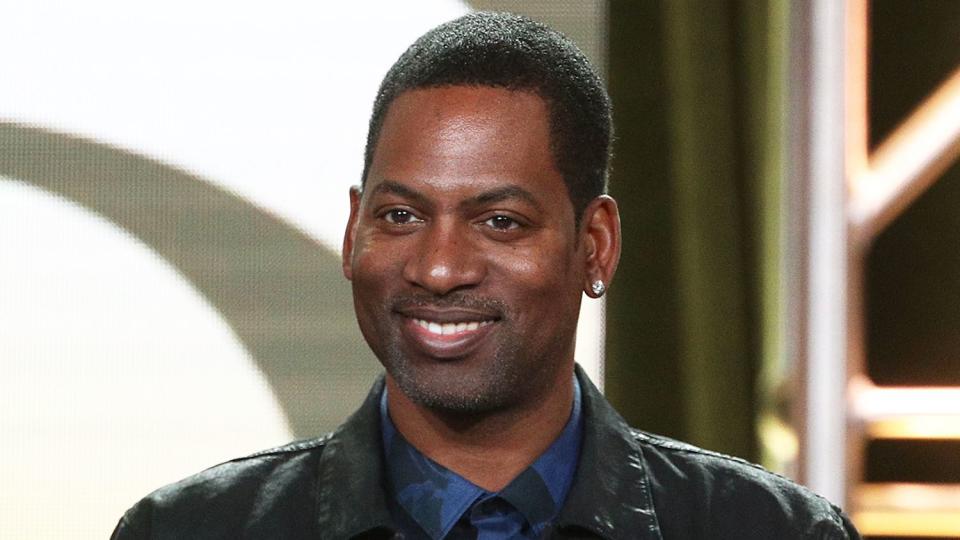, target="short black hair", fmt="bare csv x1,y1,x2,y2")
361,11,612,220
